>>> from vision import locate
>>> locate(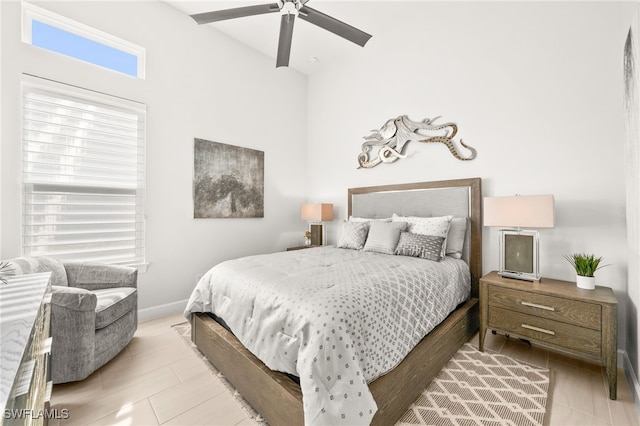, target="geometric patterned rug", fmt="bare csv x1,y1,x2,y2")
173,324,549,426
397,343,550,426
